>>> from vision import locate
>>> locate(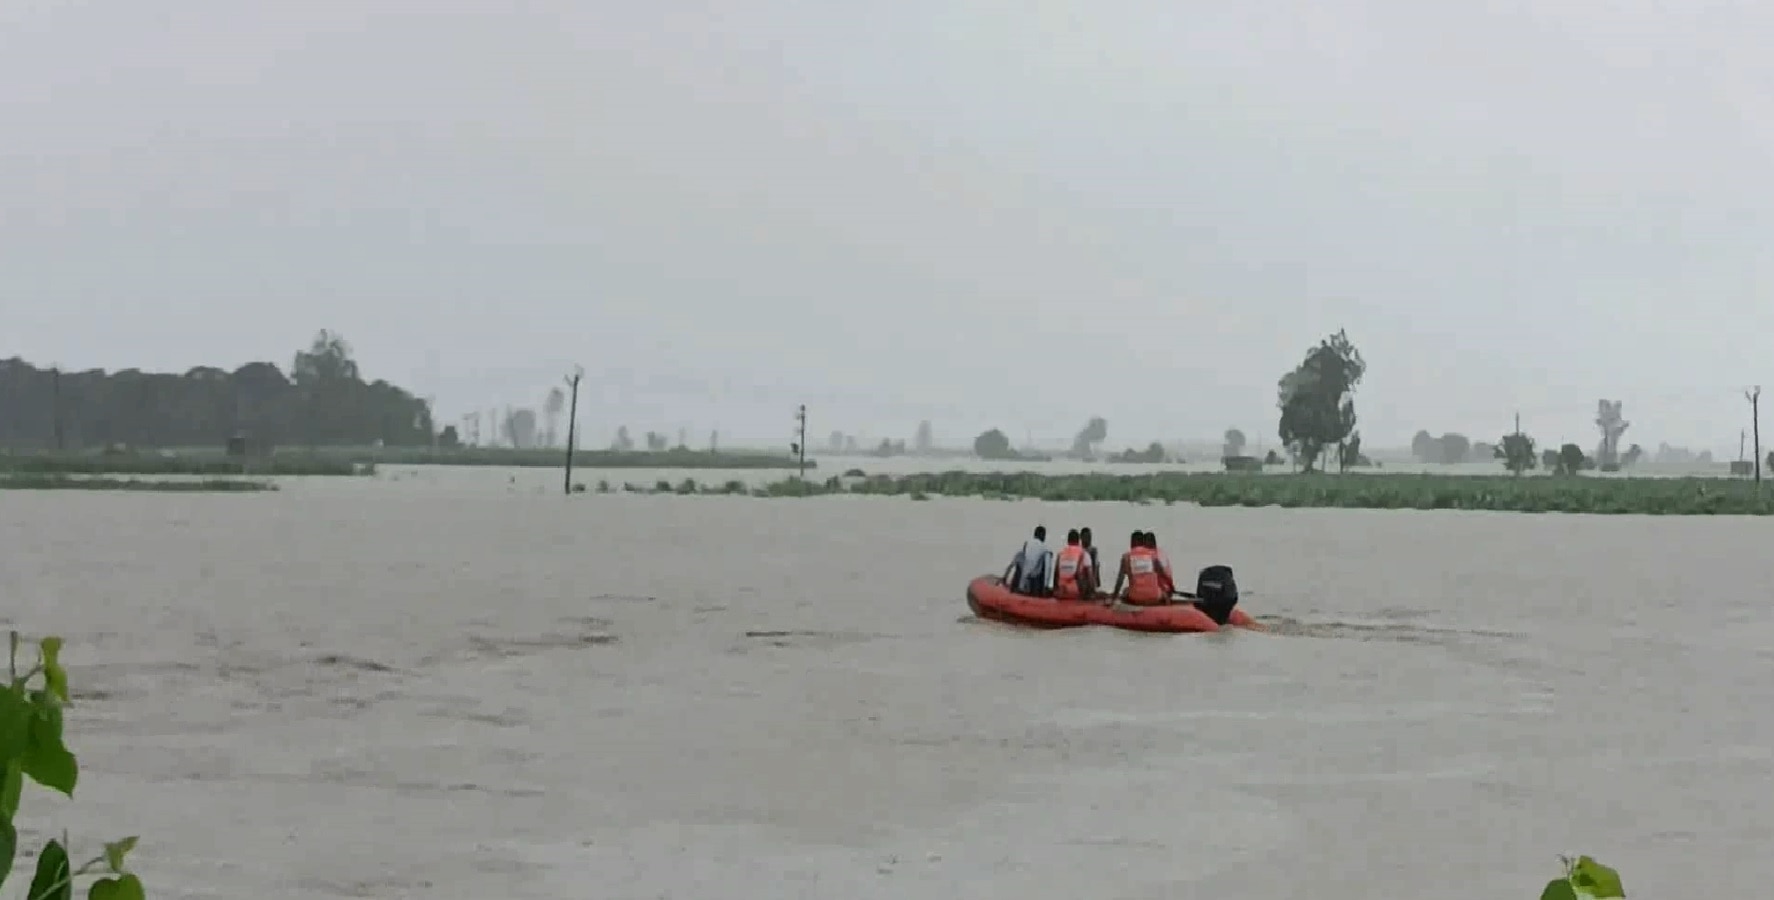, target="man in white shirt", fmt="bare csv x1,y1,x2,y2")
1003,525,1049,595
